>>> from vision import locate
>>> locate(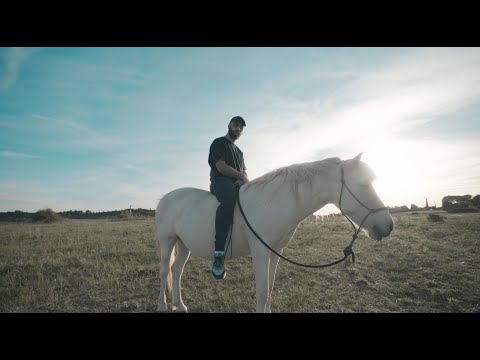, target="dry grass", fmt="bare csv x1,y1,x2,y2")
1,211,479,313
